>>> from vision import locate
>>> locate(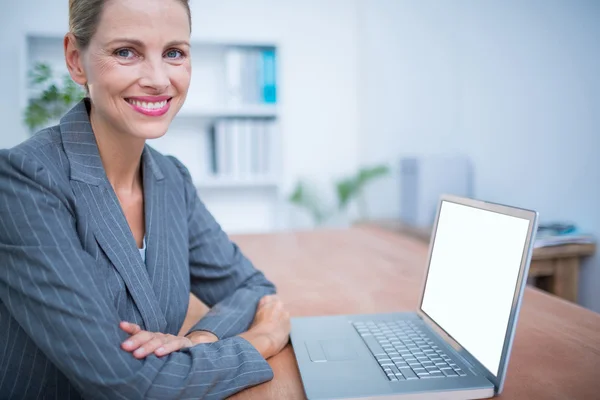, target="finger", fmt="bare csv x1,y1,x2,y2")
119,321,141,335
258,296,270,307
122,330,157,352
261,294,278,305
260,297,279,309
155,337,193,357
133,335,169,359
